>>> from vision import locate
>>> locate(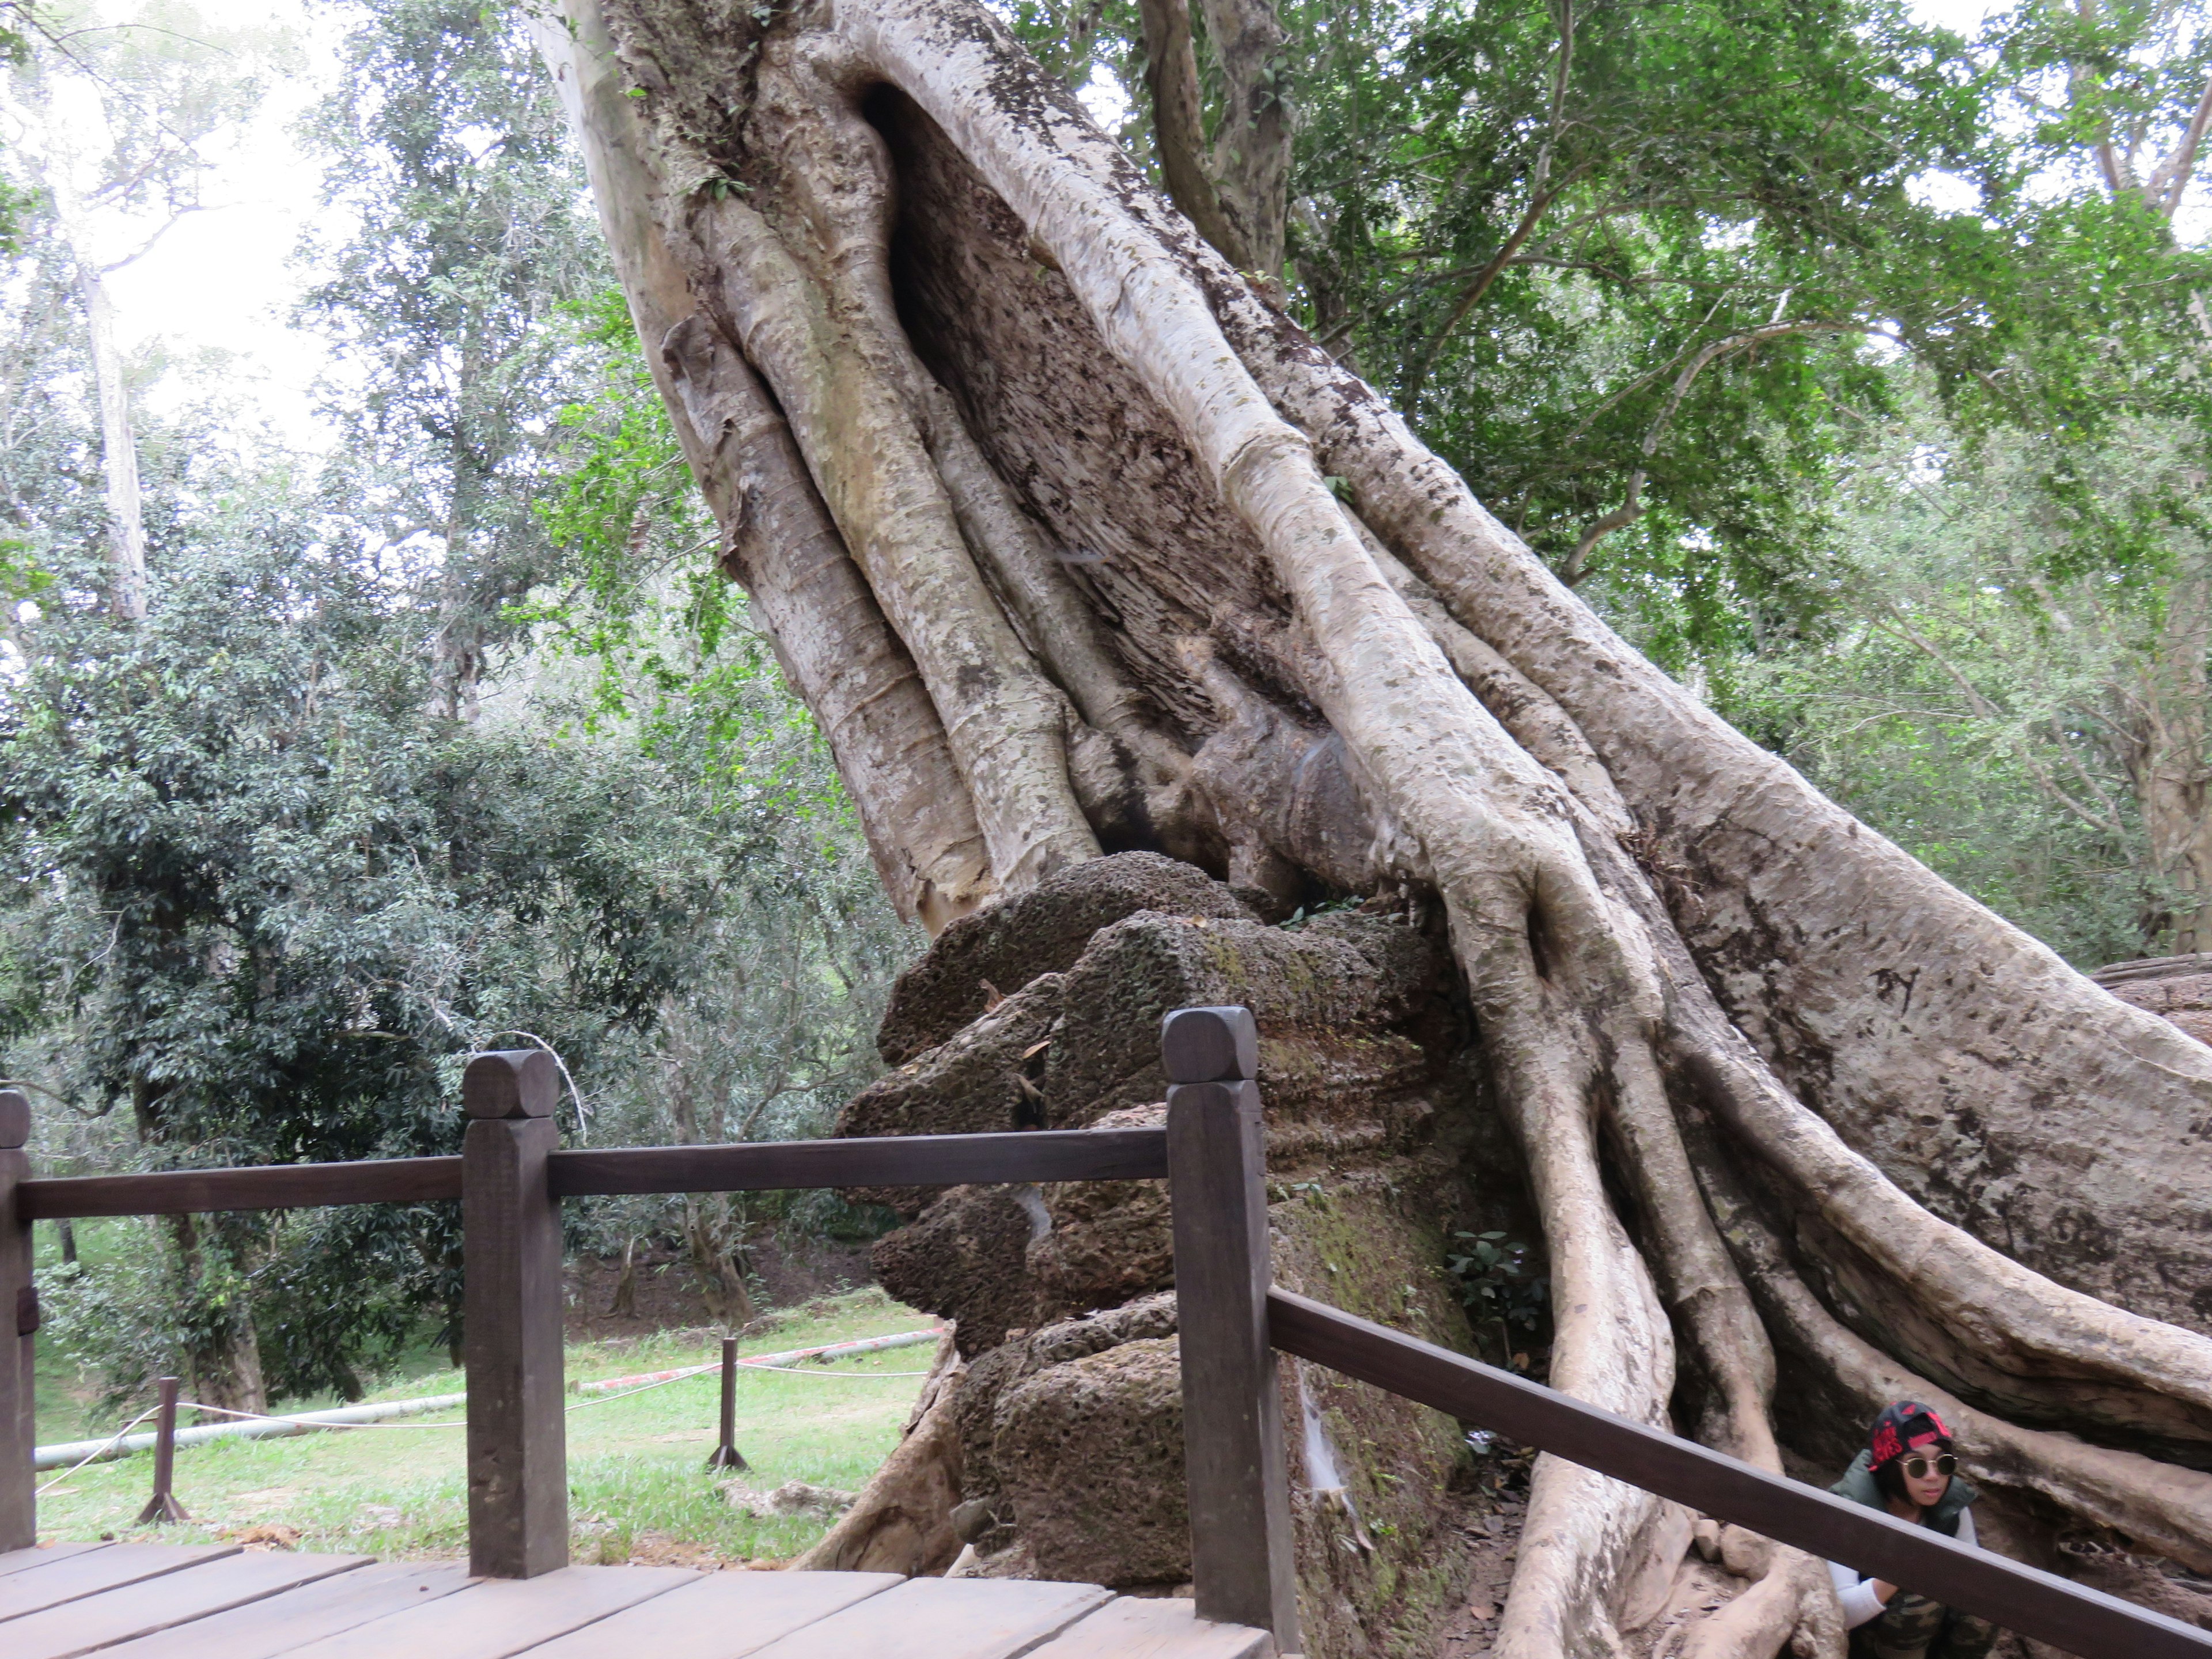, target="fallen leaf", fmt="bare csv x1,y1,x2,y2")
231,1522,301,1550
